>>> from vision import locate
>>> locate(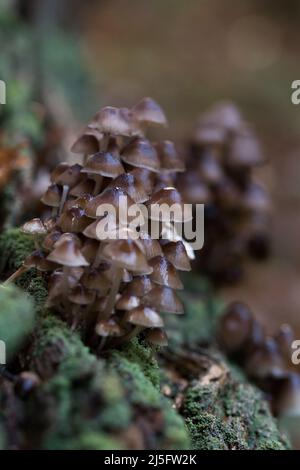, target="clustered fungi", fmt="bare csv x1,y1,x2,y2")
6,98,192,350
218,302,300,417
178,102,271,285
